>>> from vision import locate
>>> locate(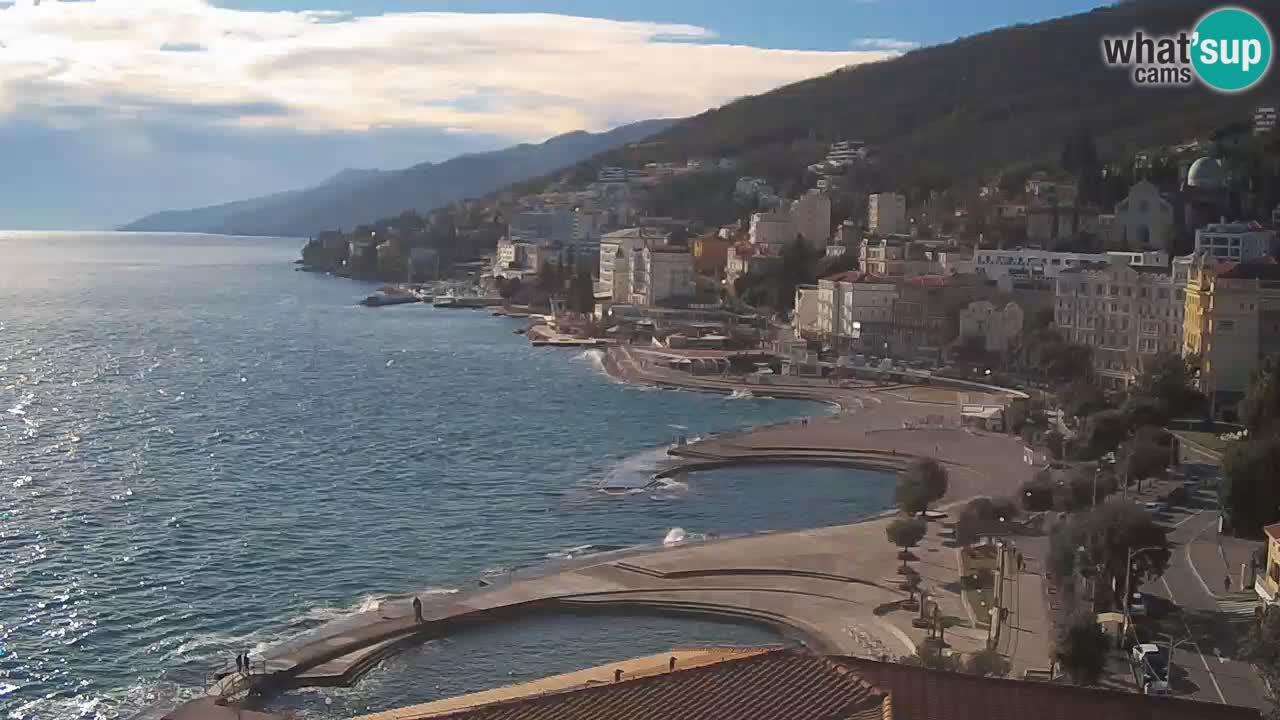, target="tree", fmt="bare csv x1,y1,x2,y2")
955,497,1020,546
895,472,932,515
1240,355,1280,434
1060,380,1108,419
963,648,1012,677
1121,395,1170,429
1131,352,1206,419
886,517,928,570
1043,430,1065,461
1247,606,1280,686
899,645,961,672
1078,409,1129,459
1120,426,1174,485
1054,610,1106,685
1222,434,1280,537
905,458,948,505
1020,475,1055,511
1047,499,1169,599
